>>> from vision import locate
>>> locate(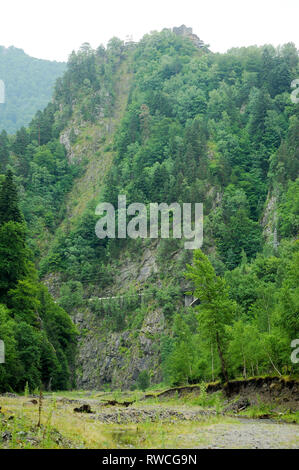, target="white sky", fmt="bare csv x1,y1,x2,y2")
1,0,299,62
